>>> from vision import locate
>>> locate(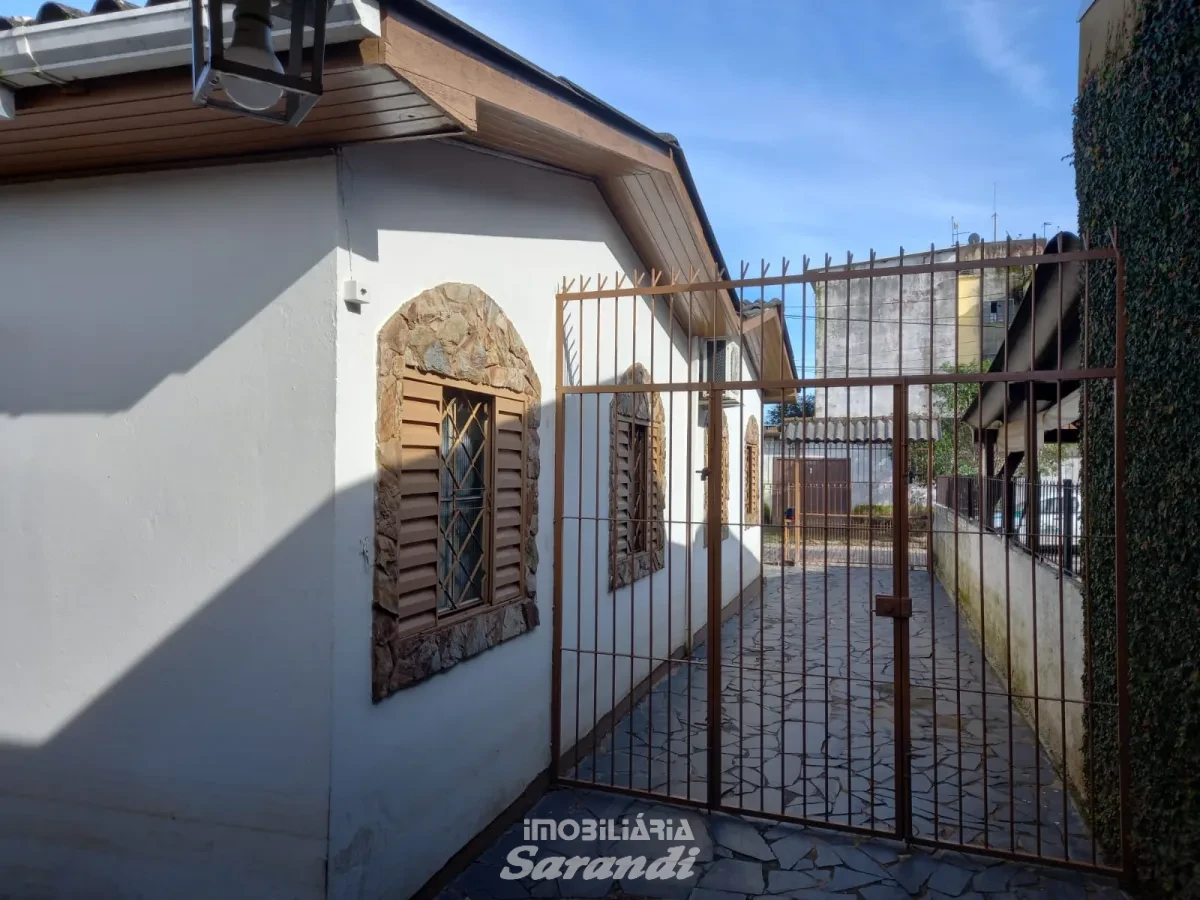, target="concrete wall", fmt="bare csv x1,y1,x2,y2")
930,506,1086,799
0,160,340,899
813,241,1039,420
328,141,760,900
